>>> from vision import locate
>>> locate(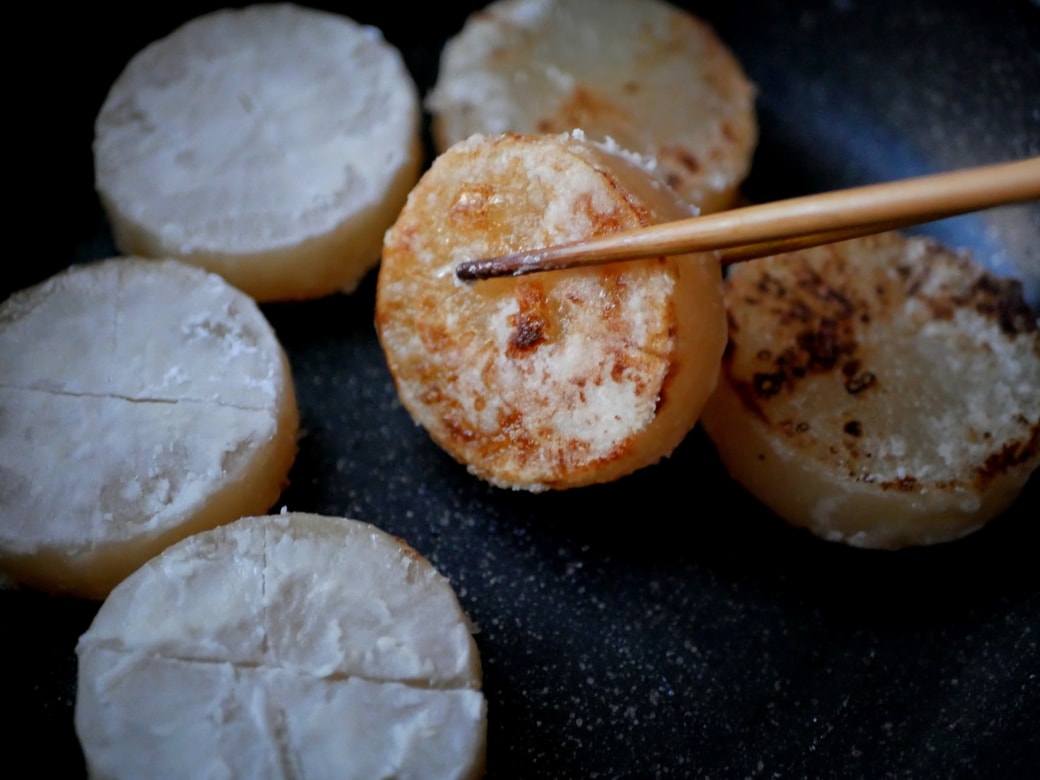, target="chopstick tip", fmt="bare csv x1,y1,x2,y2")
454,260,491,282
456,252,535,282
